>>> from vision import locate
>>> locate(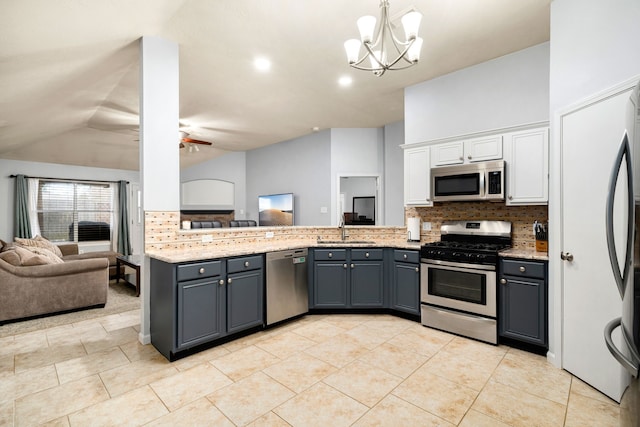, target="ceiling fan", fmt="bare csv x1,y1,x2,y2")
179,131,212,151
